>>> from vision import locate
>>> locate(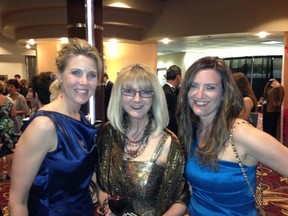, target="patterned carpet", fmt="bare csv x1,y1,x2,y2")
0,164,287,215
259,165,288,215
